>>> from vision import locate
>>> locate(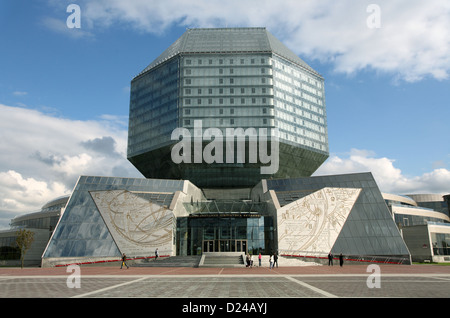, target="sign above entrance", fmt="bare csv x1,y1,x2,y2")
190,212,261,218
